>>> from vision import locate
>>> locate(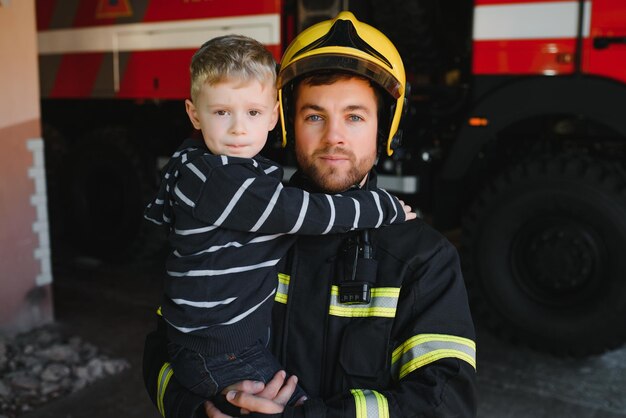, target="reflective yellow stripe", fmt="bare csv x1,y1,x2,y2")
329,286,399,318
156,306,162,316
350,389,389,418
157,362,174,417
391,334,476,380
275,273,290,304
351,389,367,418
373,390,389,418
